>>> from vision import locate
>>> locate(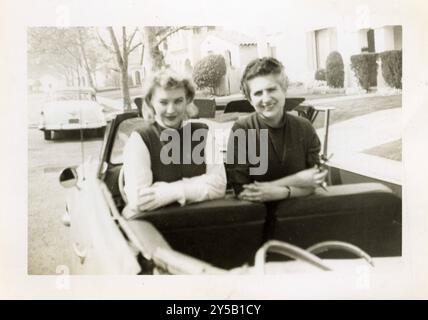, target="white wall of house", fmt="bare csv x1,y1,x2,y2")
161,29,215,78
200,36,241,67
256,0,403,90
239,46,259,69
199,36,259,94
